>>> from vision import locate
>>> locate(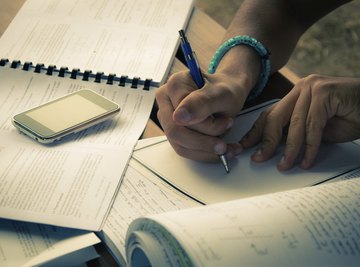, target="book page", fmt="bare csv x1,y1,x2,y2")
0,219,100,267
326,167,360,183
0,0,194,83
0,67,154,230
133,101,360,203
127,178,360,267
101,159,199,266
